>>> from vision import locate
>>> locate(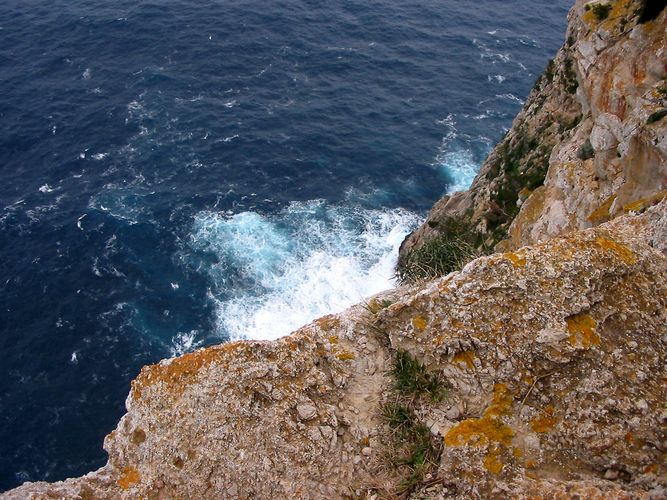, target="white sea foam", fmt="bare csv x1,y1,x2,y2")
496,93,524,104
189,201,421,341
437,149,480,193
170,330,203,357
